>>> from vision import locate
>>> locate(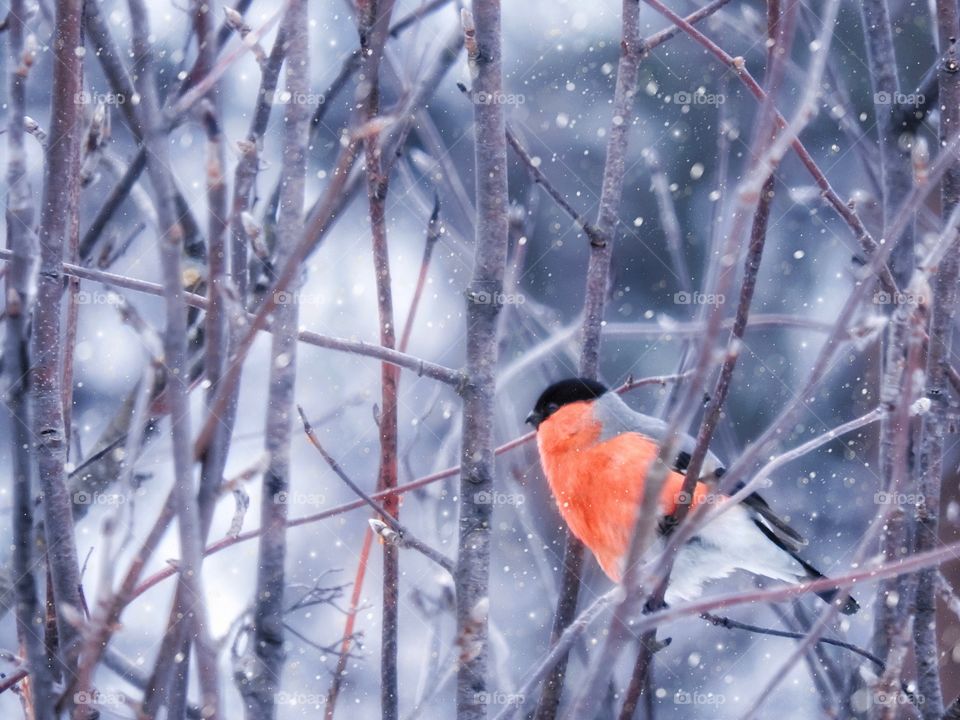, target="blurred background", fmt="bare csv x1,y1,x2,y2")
2,0,958,716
